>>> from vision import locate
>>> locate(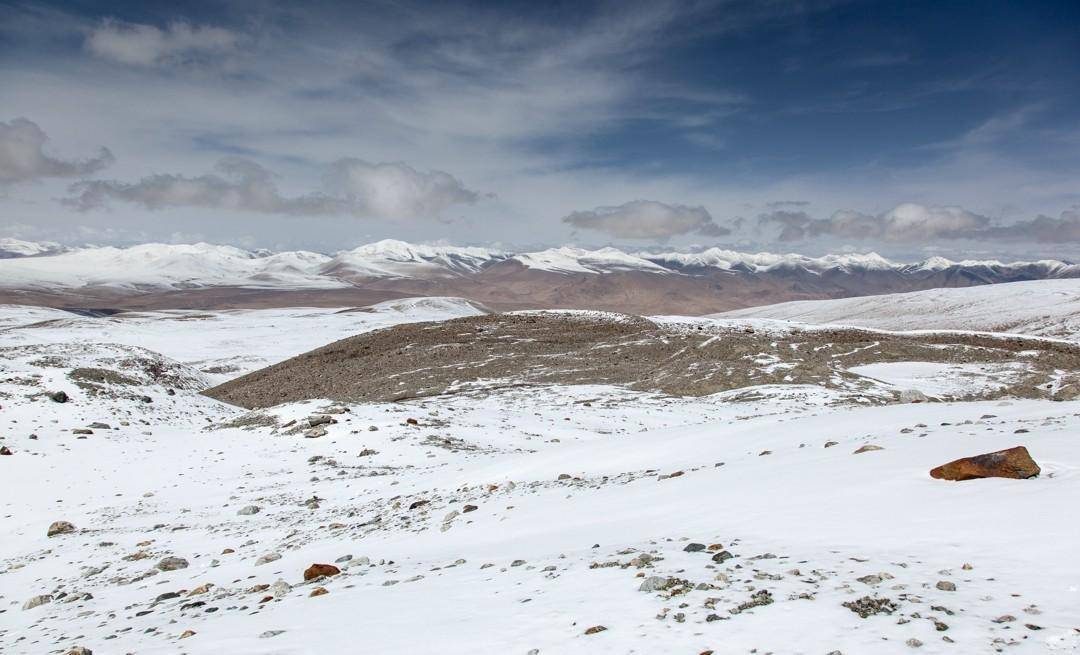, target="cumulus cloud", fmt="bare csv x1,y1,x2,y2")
66,158,346,215
0,118,114,185
85,19,238,68
325,159,480,220
562,200,729,240
759,203,992,242
66,157,480,220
